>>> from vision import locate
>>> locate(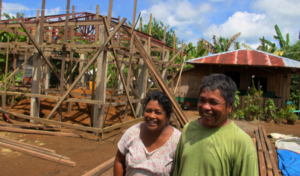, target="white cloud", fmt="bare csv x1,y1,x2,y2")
1,2,29,19
202,0,300,49
143,0,212,27
1,2,63,19
203,11,272,48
